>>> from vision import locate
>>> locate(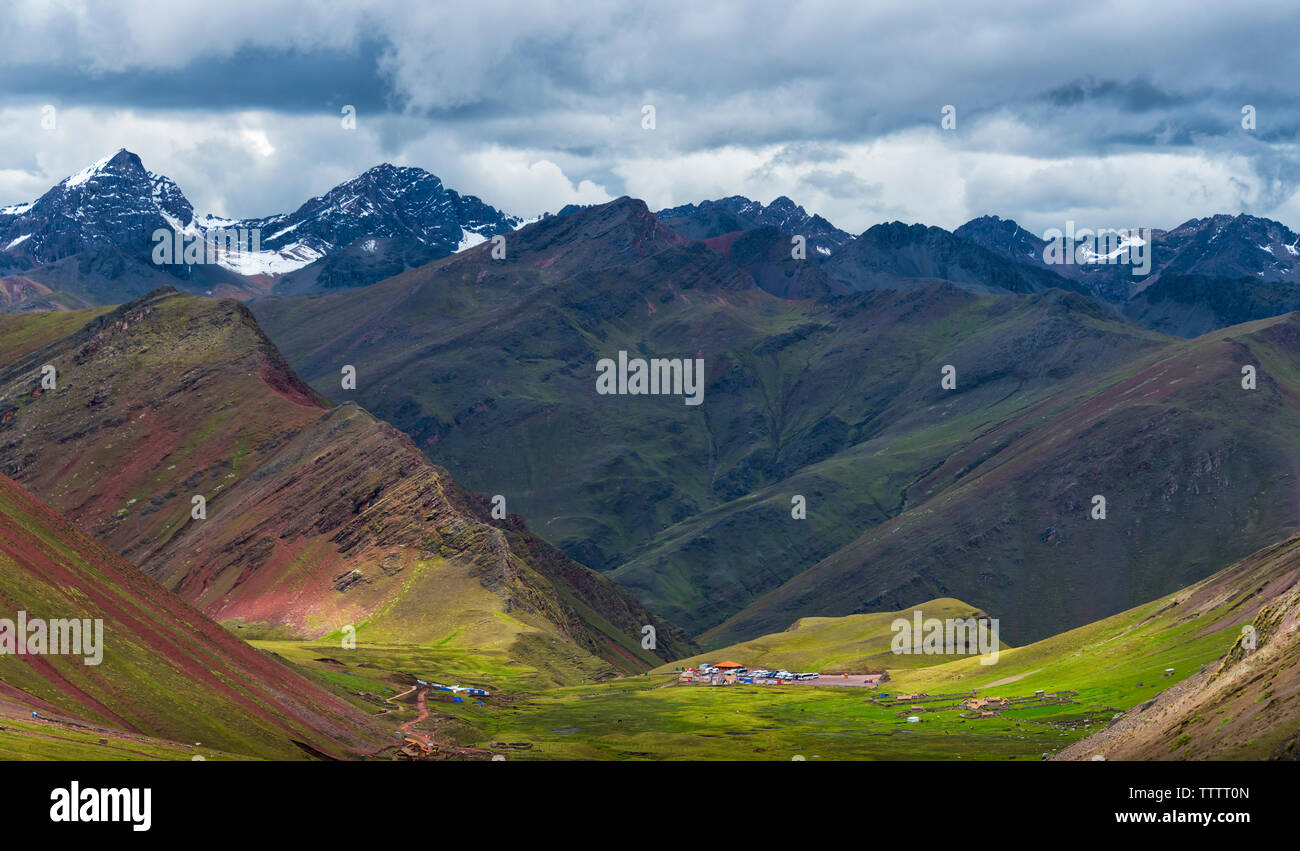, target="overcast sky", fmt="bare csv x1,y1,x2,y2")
2,0,1298,236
